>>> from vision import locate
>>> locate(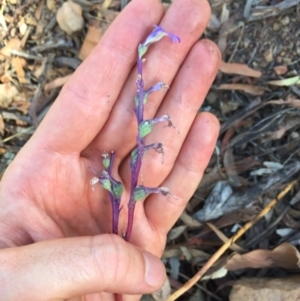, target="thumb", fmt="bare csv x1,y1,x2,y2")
0,234,166,301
